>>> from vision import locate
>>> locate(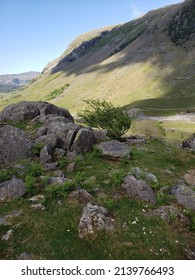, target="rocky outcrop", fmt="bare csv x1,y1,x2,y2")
96,140,131,160
79,203,115,237
0,178,26,200
0,125,32,165
0,101,74,122
122,175,156,204
171,184,195,211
